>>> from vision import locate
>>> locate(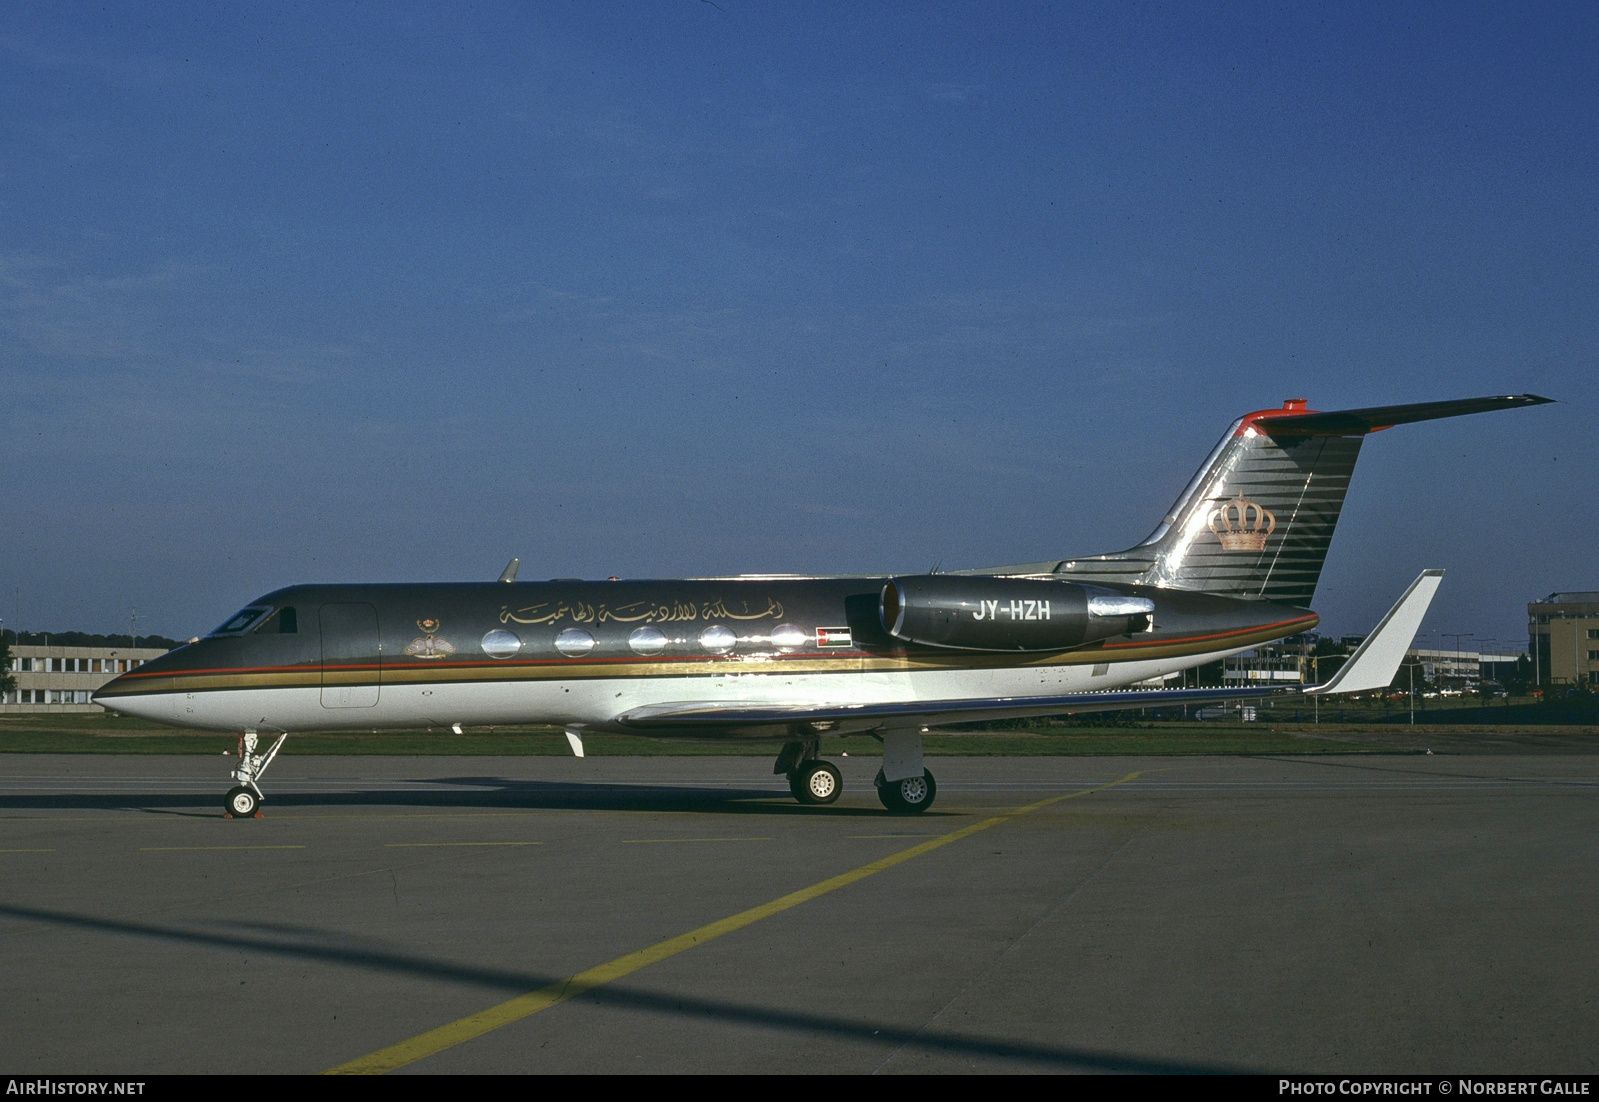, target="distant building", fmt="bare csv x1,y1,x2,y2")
2,644,169,712
1407,648,1521,683
1223,636,1313,683
1528,592,1599,686
1222,653,1305,682
1476,653,1525,683
1221,637,1522,687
